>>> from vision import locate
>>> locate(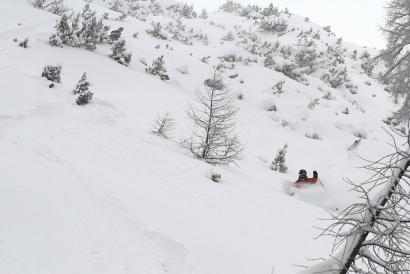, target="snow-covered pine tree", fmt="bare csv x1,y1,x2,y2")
108,27,123,44
184,71,243,165
222,31,235,41
18,38,29,48
76,92,93,105
271,144,288,173
73,73,93,105
49,14,73,47
145,55,169,80
49,5,108,50
80,16,100,51
41,65,62,83
109,39,132,66
199,8,208,19
146,22,168,40
73,73,90,95
31,0,67,15
262,3,278,17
